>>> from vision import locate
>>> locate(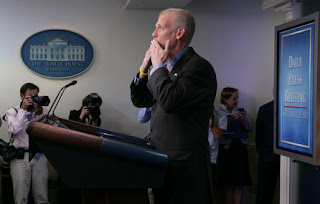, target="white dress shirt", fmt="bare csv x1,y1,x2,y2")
7,106,48,149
